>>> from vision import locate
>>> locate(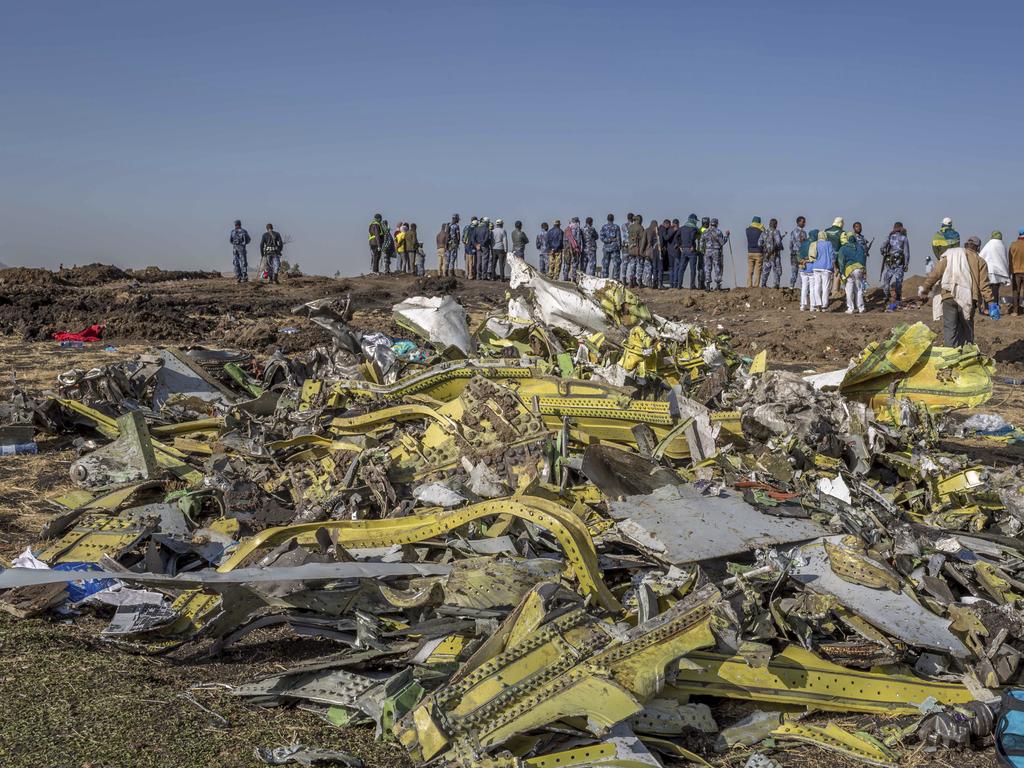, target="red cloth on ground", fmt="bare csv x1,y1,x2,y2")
52,324,104,342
